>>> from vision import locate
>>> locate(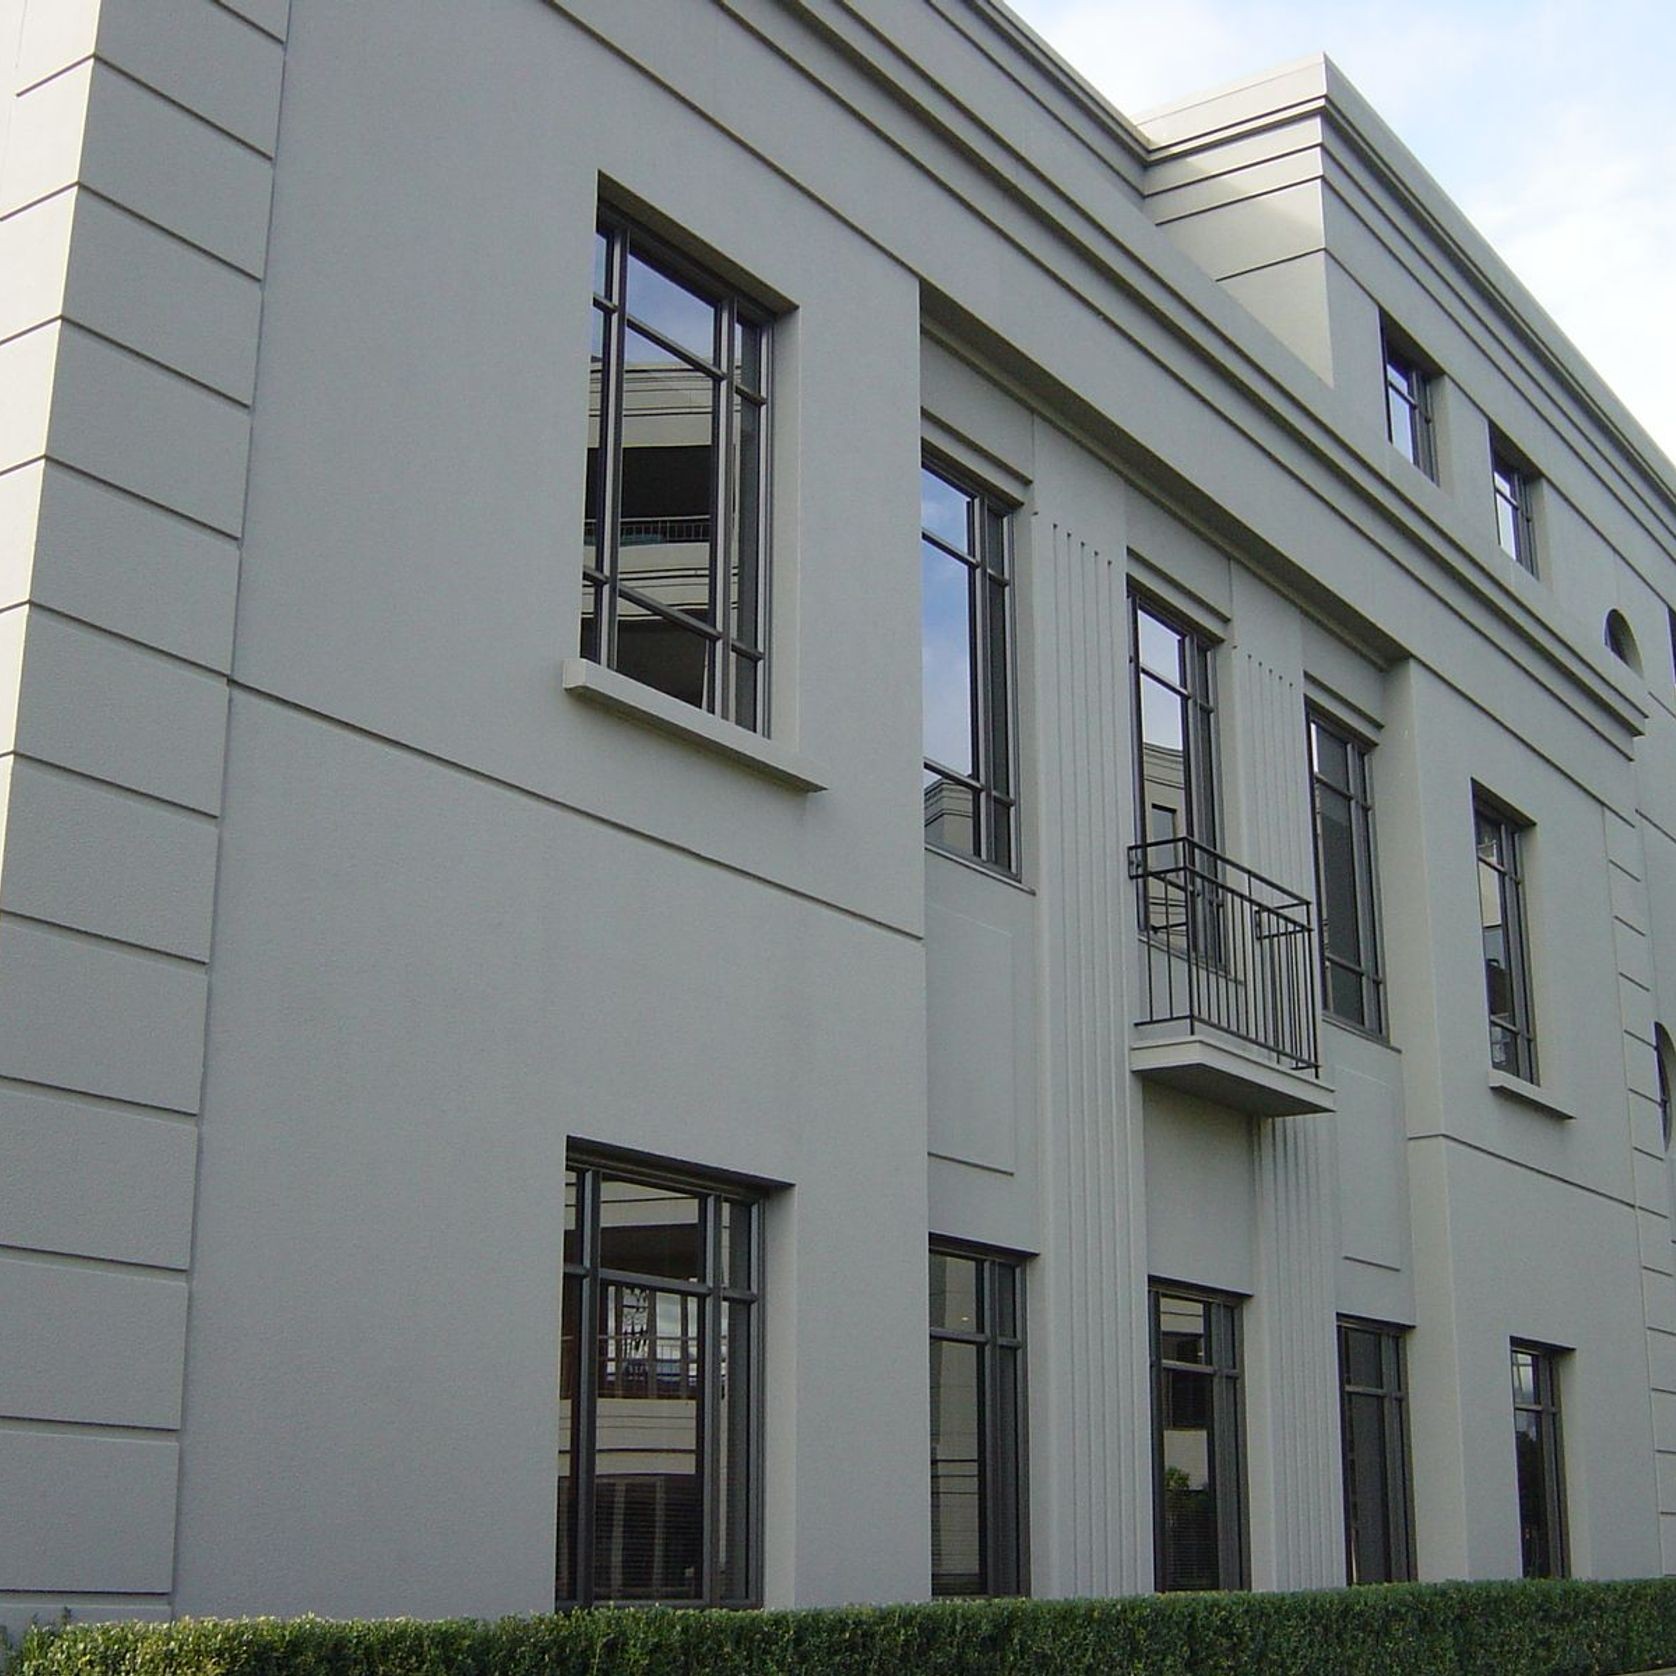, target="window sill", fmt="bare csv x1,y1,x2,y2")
926,843,1033,894
1487,1070,1580,1122
561,659,827,793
